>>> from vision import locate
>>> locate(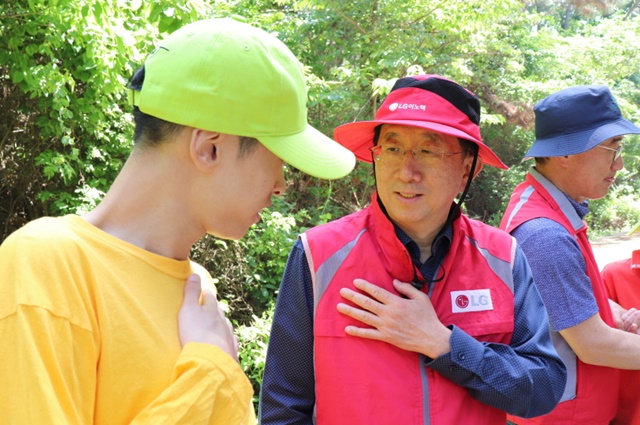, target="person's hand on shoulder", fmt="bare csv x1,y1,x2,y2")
178,274,239,359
